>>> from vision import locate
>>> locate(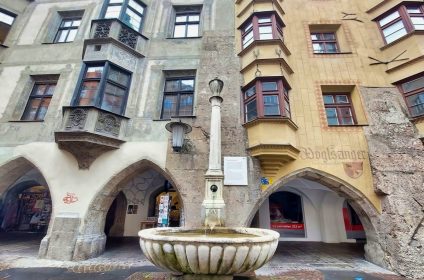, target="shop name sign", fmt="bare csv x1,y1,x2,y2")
299,146,368,162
